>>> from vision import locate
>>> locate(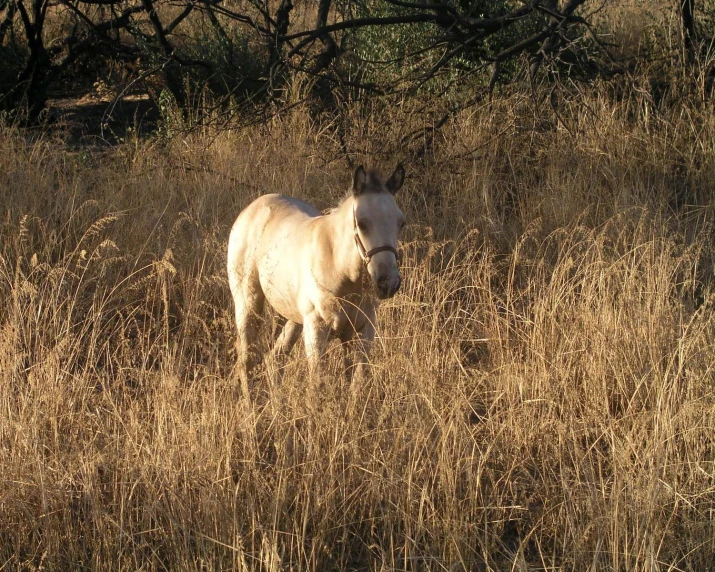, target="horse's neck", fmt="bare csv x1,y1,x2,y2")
317,199,363,290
